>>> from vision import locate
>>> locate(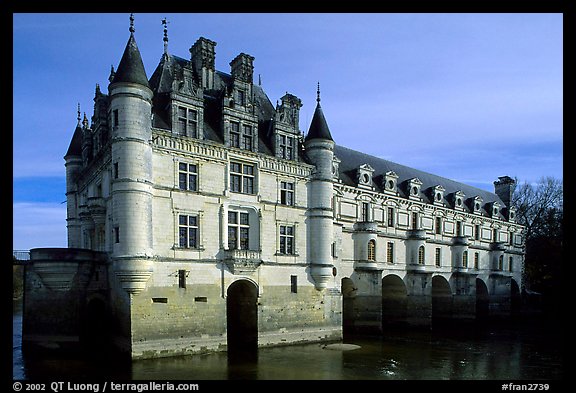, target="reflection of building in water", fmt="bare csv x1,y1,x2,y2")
21,15,524,360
